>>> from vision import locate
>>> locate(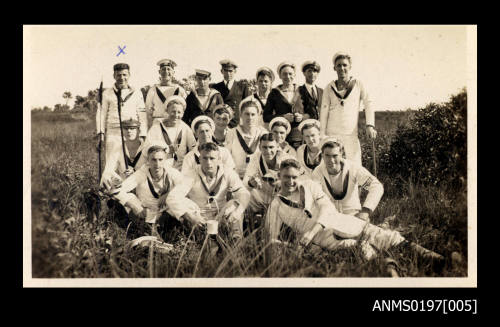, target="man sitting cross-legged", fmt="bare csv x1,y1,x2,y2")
167,142,250,255
265,159,444,264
